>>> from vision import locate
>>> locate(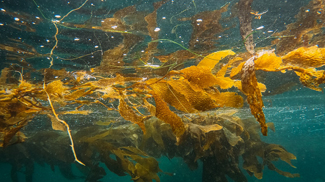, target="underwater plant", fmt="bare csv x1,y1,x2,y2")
1,0,325,181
